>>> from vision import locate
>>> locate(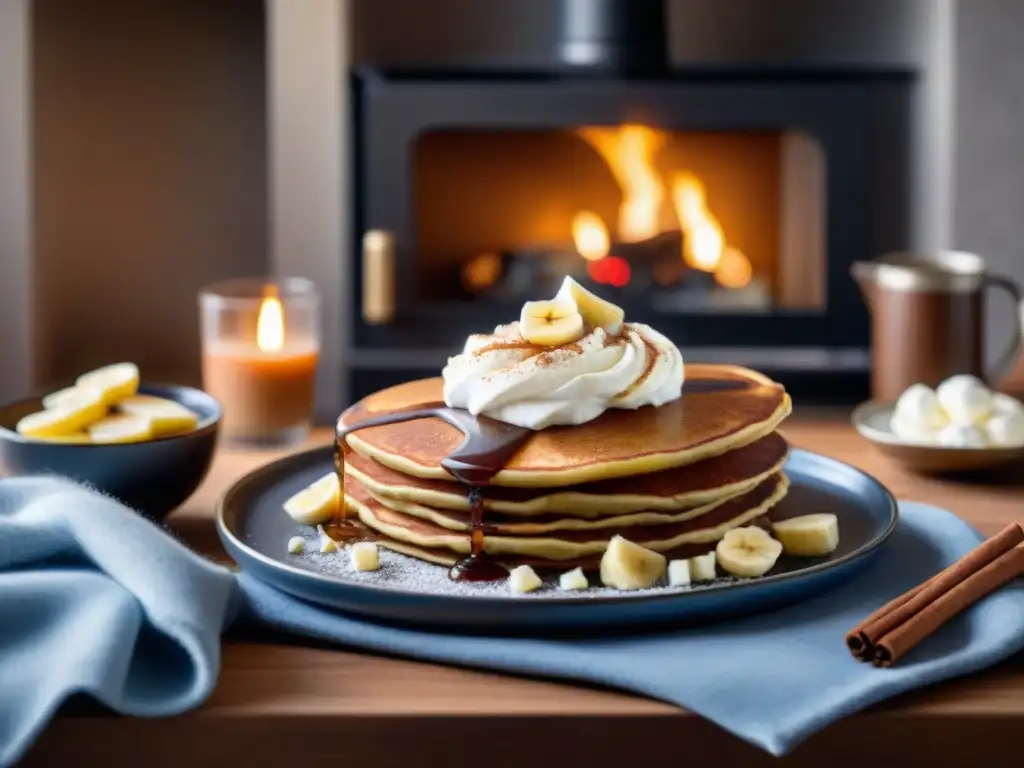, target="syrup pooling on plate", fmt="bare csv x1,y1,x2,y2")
335,404,532,581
